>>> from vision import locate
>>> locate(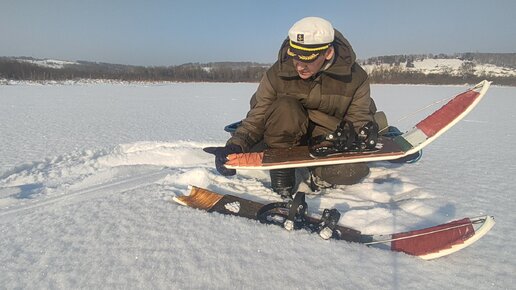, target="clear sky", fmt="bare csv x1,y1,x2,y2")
1,0,515,66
